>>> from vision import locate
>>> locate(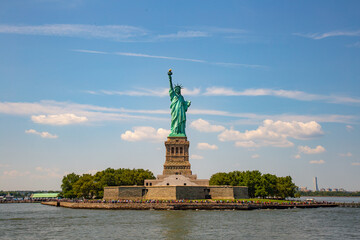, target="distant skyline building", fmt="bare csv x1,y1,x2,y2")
313,177,319,192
